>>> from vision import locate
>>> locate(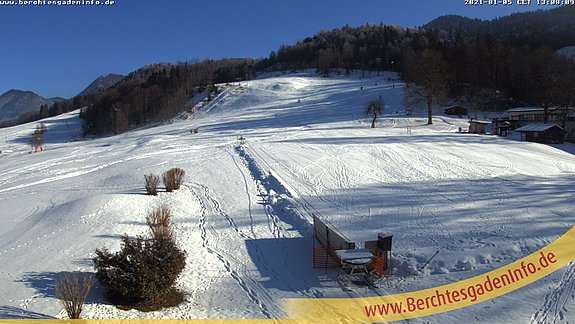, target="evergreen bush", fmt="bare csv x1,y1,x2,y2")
93,205,186,307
